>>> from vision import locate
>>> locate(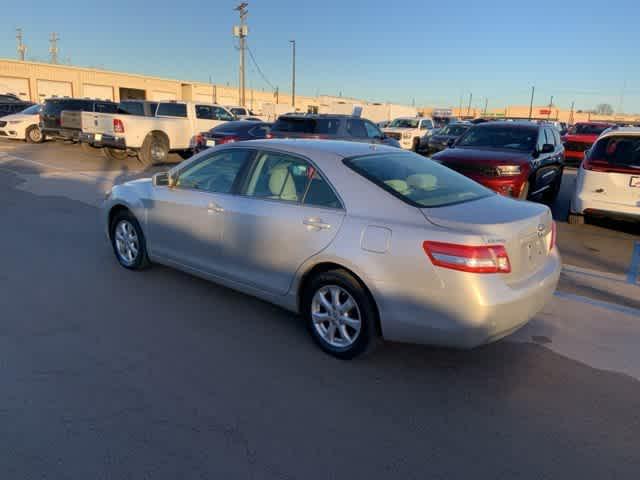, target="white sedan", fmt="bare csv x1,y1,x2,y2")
0,104,44,143
570,127,640,224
